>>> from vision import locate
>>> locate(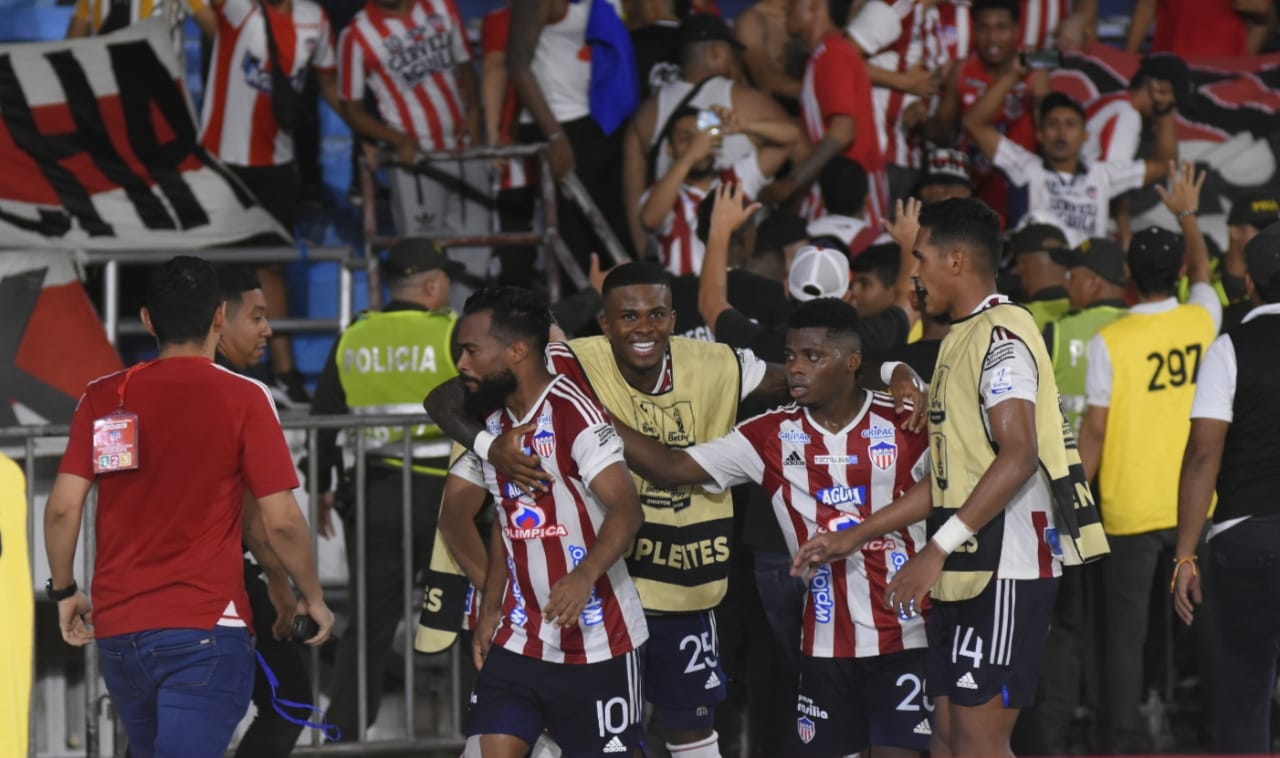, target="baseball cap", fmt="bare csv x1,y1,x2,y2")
1127,226,1184,280
1245,221,1280,288
384,238,463,278
1008,223,1069,257
847,0,900,55
680,14,745,50
1051,237,1127,287
789,245,850,301
1227,191,1280,229
918,148,974,189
